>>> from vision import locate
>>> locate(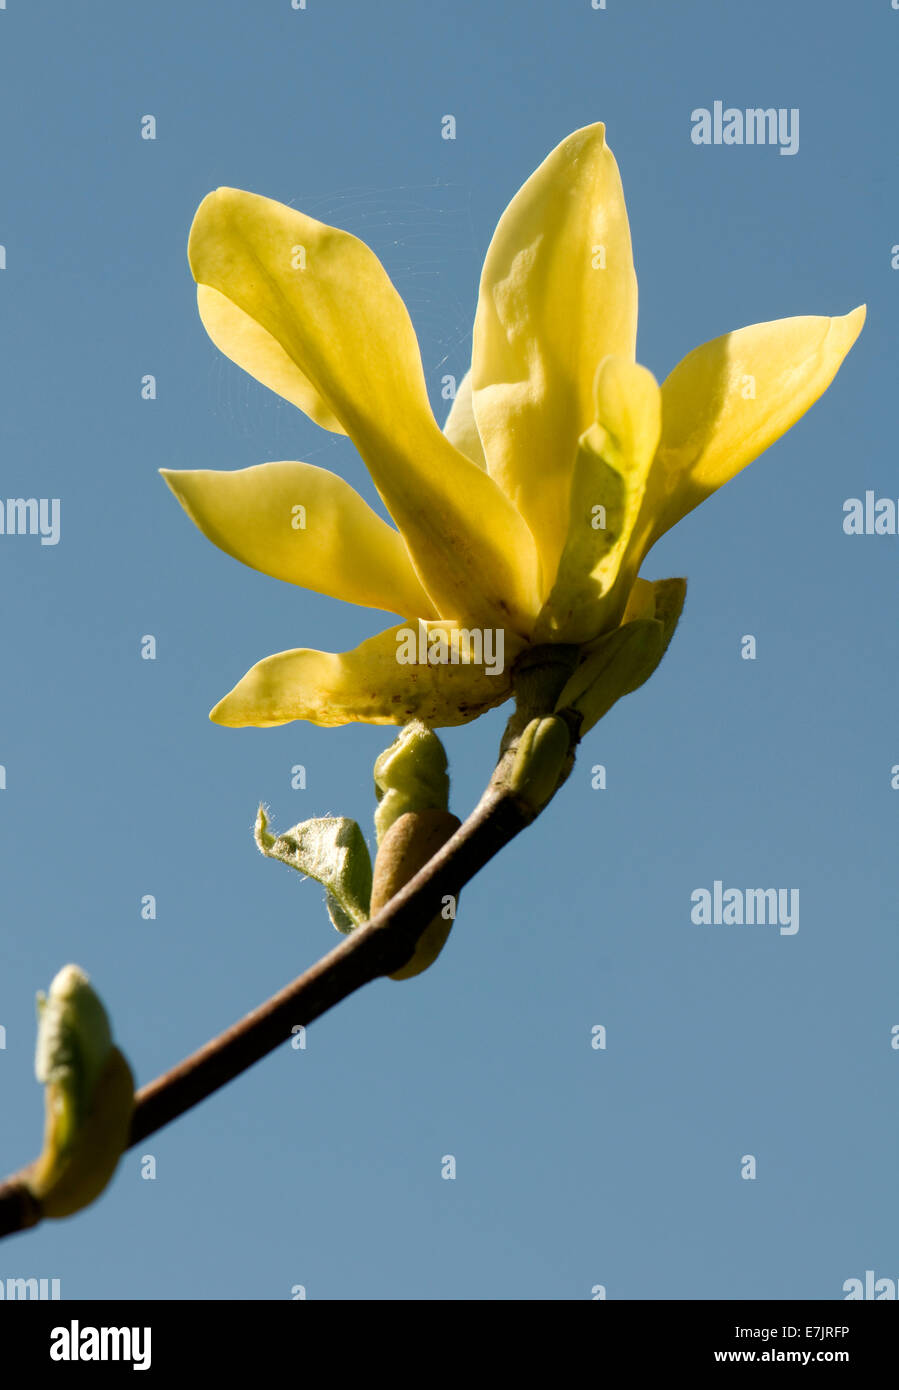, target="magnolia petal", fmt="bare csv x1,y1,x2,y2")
189,188,541,630
645,306,866,547
197,285,346,434
471,123,638,588
161,462,436,619
443,371,486,468
534,358,661,644
620,575,663,624
211,622,524,729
